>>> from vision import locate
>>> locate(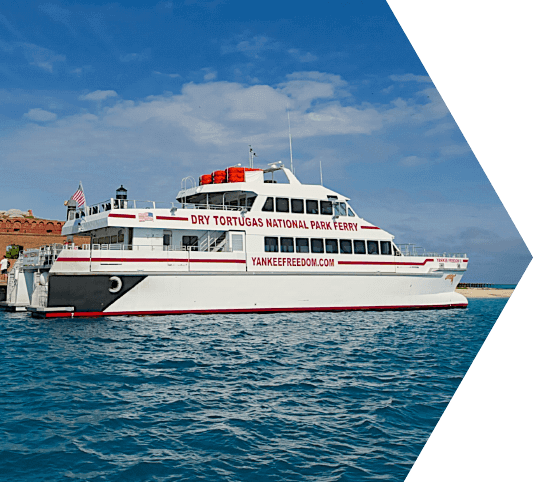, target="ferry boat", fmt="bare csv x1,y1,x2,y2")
3,162,468,318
